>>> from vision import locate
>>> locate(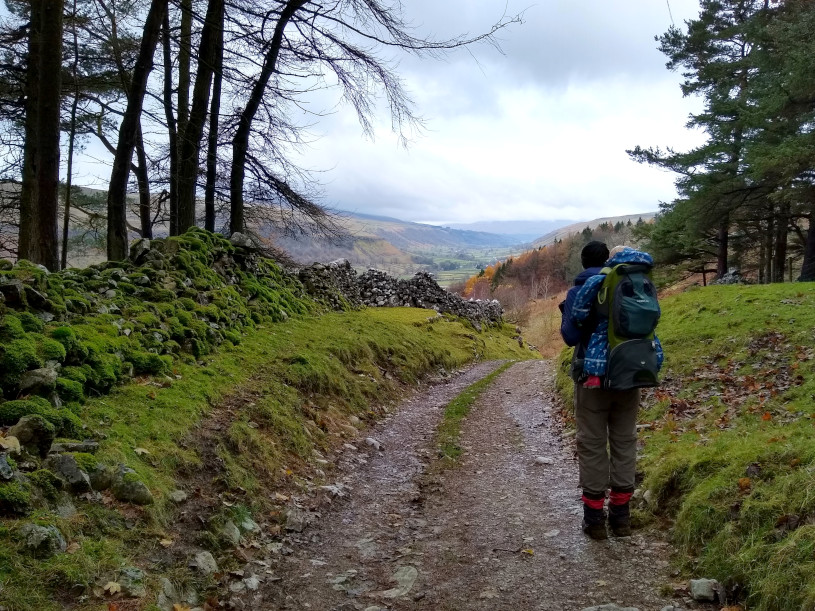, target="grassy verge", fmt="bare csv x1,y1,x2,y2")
0,307,532,611
553,283,815,610
435,361,514,465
